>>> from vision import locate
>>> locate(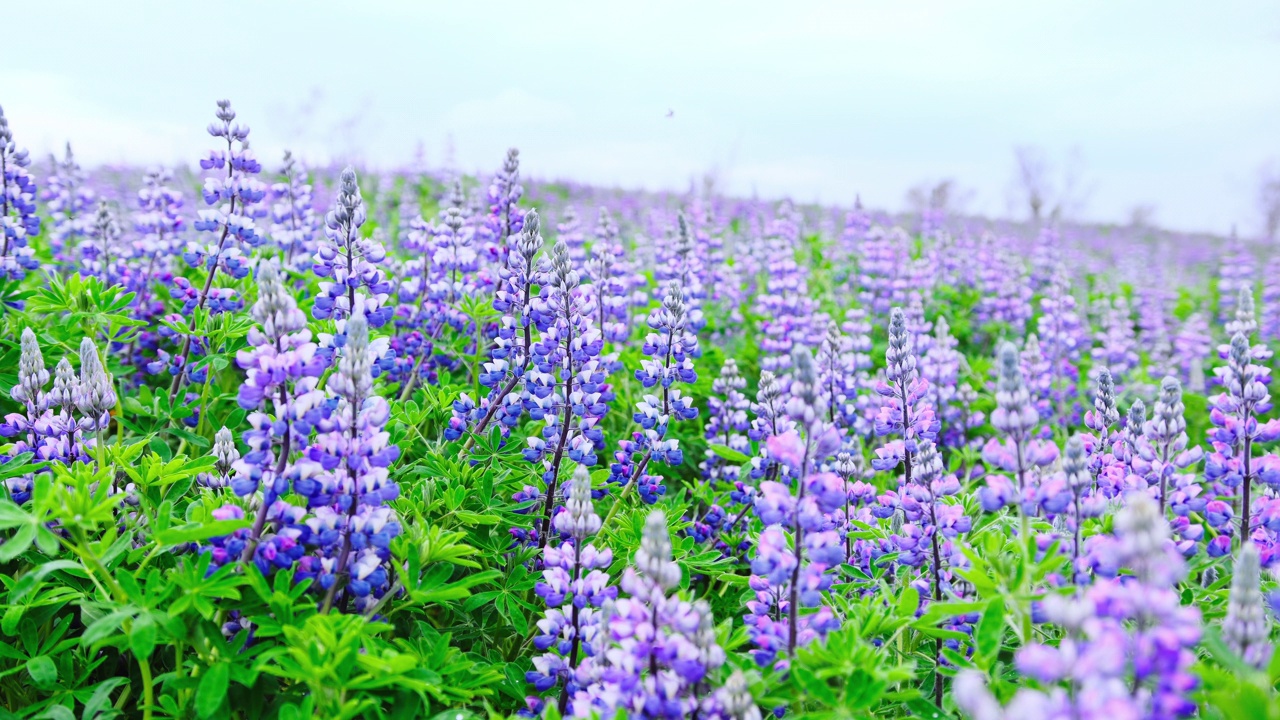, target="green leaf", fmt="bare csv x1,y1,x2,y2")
708,444,750,463
975,597,1005,661
26,655,57,688
0,522,35,562
130,614,157,659
196,663,230,718
895,585,920,619
155,518,251,546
